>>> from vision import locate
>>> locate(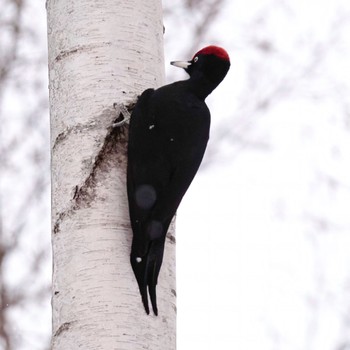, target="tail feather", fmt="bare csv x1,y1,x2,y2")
130,240,164,316
148,263,158,316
